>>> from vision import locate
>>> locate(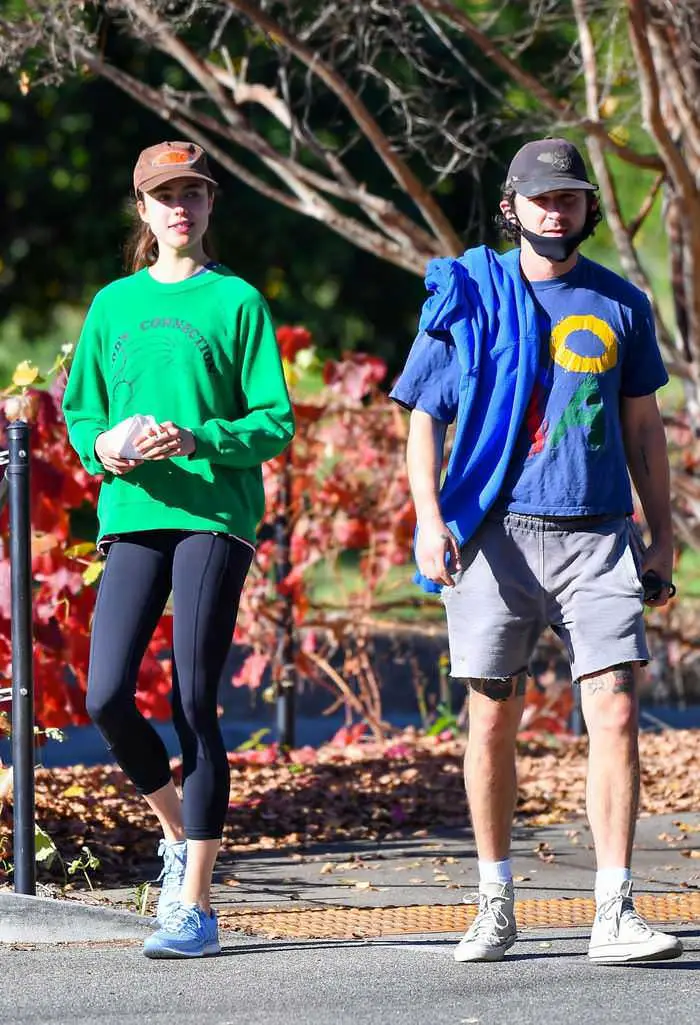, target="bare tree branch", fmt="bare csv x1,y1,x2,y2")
74,45,436,274
413,0,665,171
115,1,445,269
626,0,700,364
207,55,441,254
647,22,700,167
224,0,462,255
628,172,665,241
571,0,677,370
